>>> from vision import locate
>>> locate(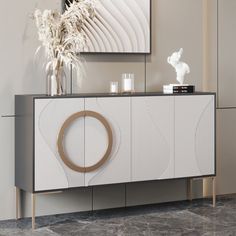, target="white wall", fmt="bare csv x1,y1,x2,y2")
1,0,233,221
